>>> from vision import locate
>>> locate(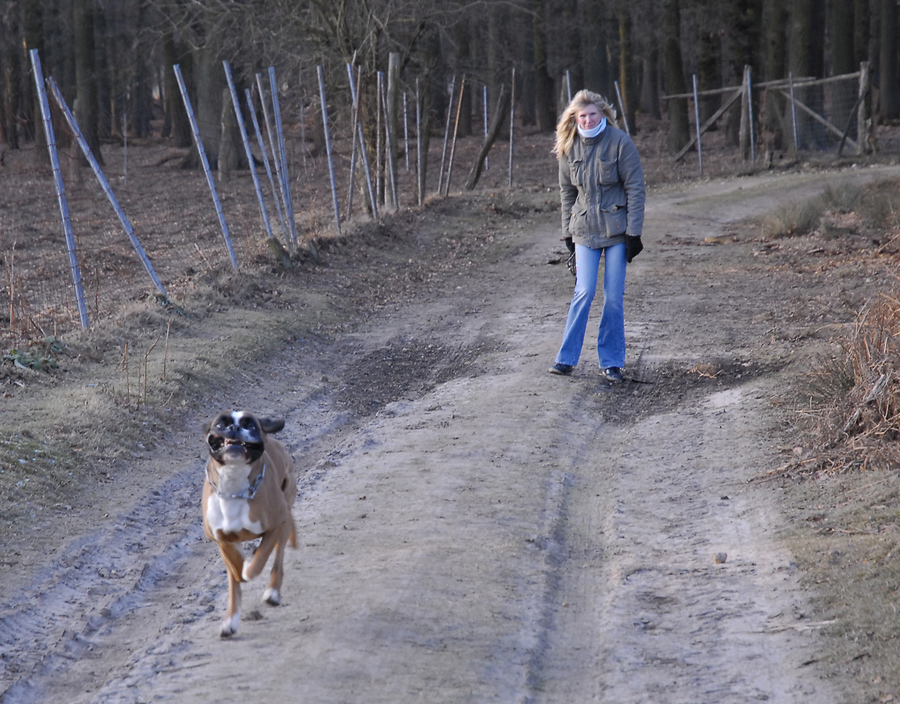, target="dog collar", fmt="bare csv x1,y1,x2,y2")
207,463,267,500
